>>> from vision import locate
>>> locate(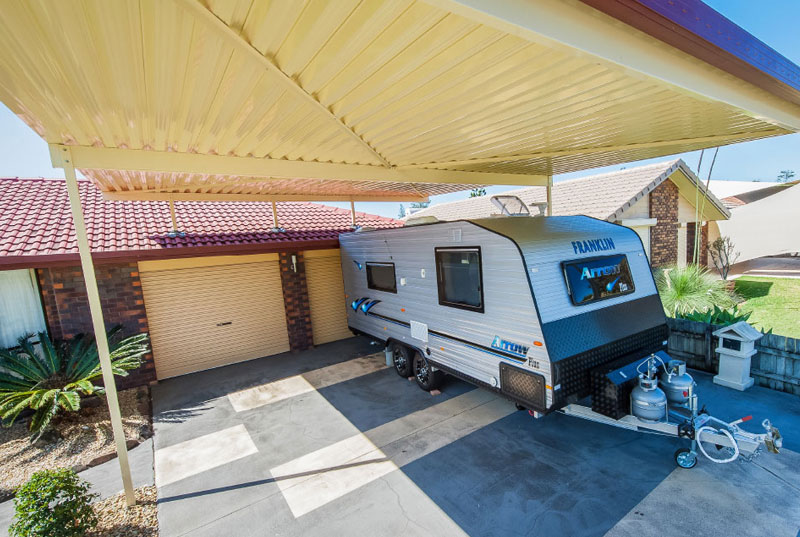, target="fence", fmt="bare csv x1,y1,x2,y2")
667,318,800,396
